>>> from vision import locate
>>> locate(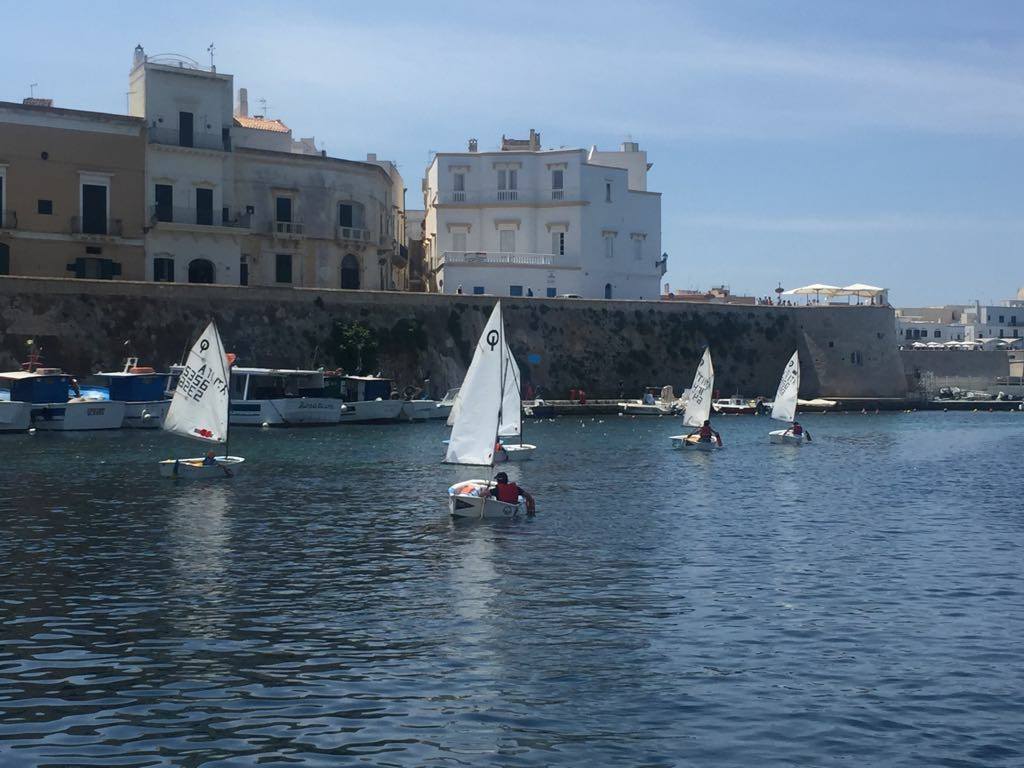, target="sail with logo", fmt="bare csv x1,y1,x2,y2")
158,321,246,478
769,350,811,445
445,302,535,517
670,347,723,450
